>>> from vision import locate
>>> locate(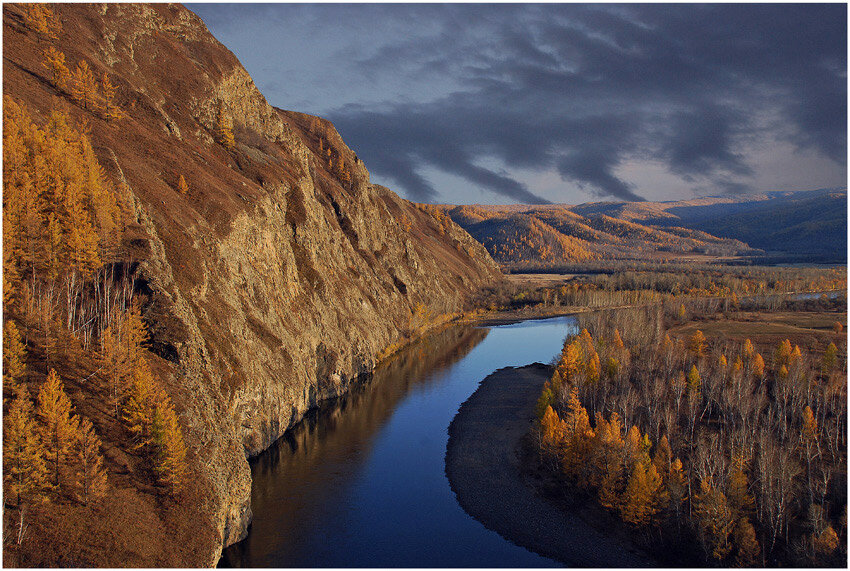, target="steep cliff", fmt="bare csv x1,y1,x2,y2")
3,3,500,565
